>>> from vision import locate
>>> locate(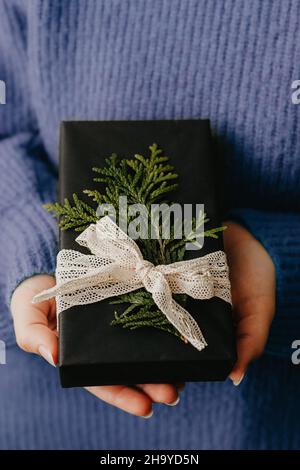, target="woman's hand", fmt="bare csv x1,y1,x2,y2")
11,275,181,418
224,221,276,385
